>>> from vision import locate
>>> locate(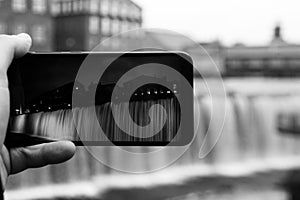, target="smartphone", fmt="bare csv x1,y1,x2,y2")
6,52,194,147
